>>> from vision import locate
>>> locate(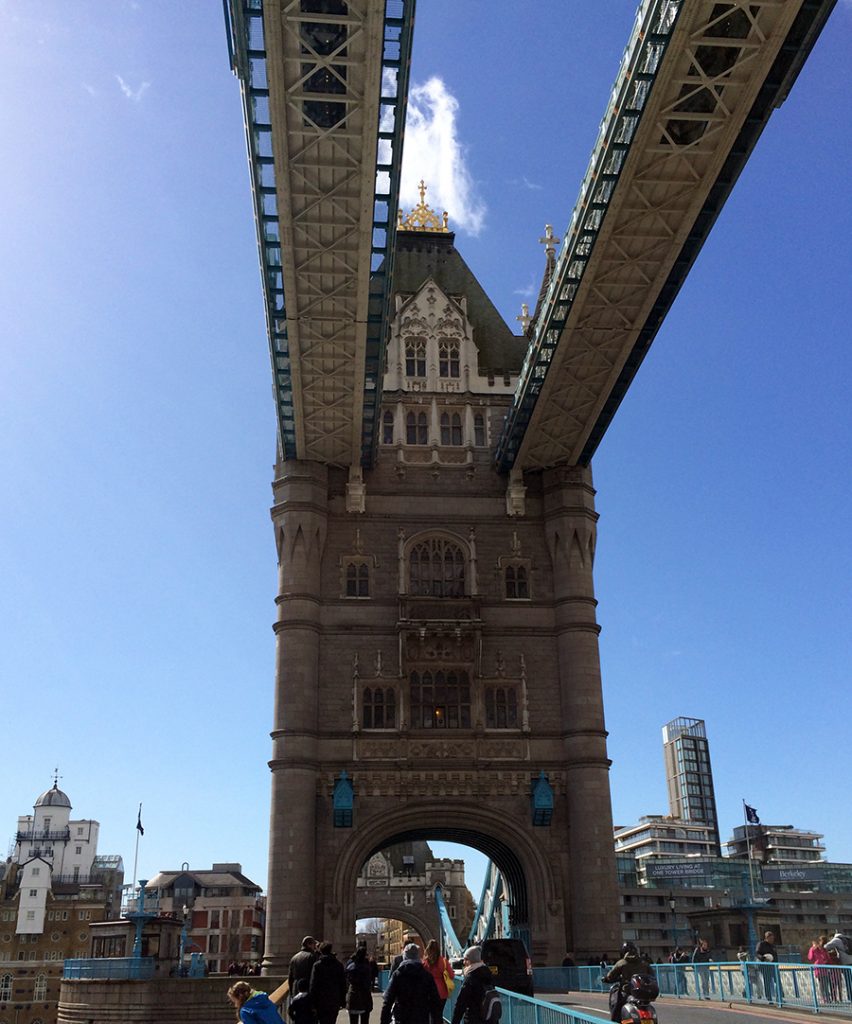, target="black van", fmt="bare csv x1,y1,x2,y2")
481,938,534,997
